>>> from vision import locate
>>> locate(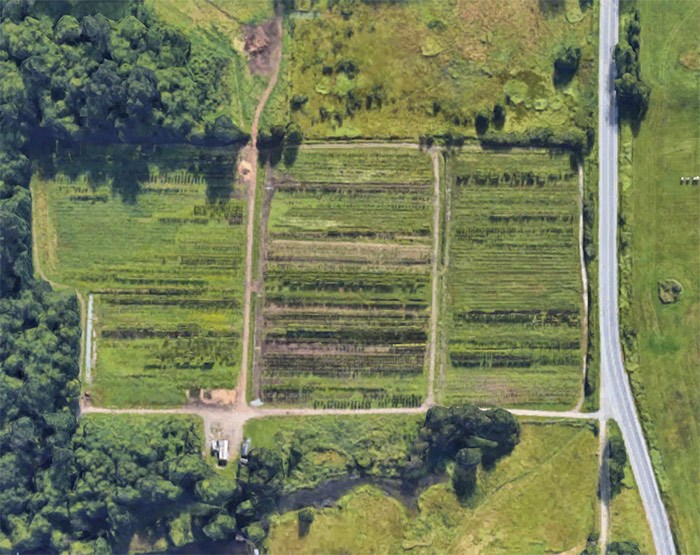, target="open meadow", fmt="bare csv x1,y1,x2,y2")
264,0,597,141
266,419,599,554
621,0,700,551
32,144,246,407
256,147,434,408
441,149,583,409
